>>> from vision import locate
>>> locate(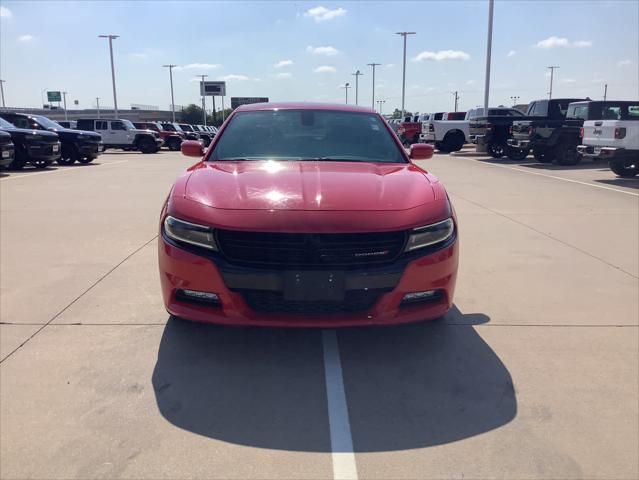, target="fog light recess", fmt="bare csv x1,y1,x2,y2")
400,290,442,306
176,289,221,306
